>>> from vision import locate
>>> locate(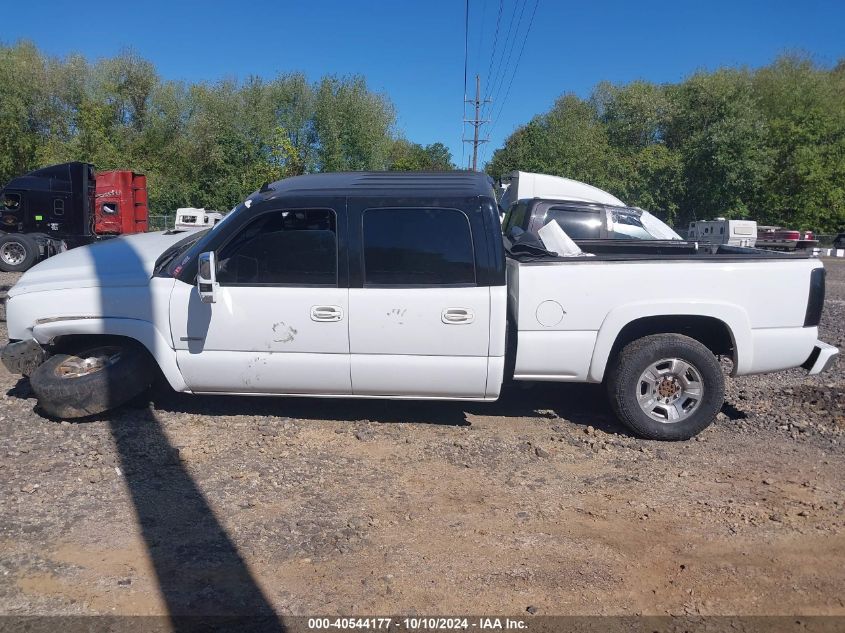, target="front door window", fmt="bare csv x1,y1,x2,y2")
218,209,337,286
